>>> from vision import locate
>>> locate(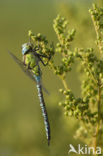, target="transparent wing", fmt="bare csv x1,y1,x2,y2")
8,51,36,82
8,51,49,94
